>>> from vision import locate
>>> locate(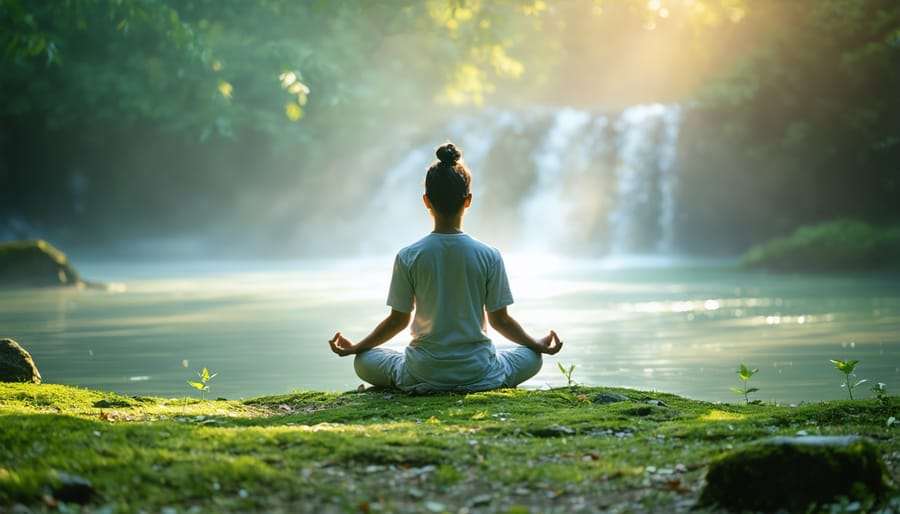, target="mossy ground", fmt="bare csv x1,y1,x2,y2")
1,383,897,513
